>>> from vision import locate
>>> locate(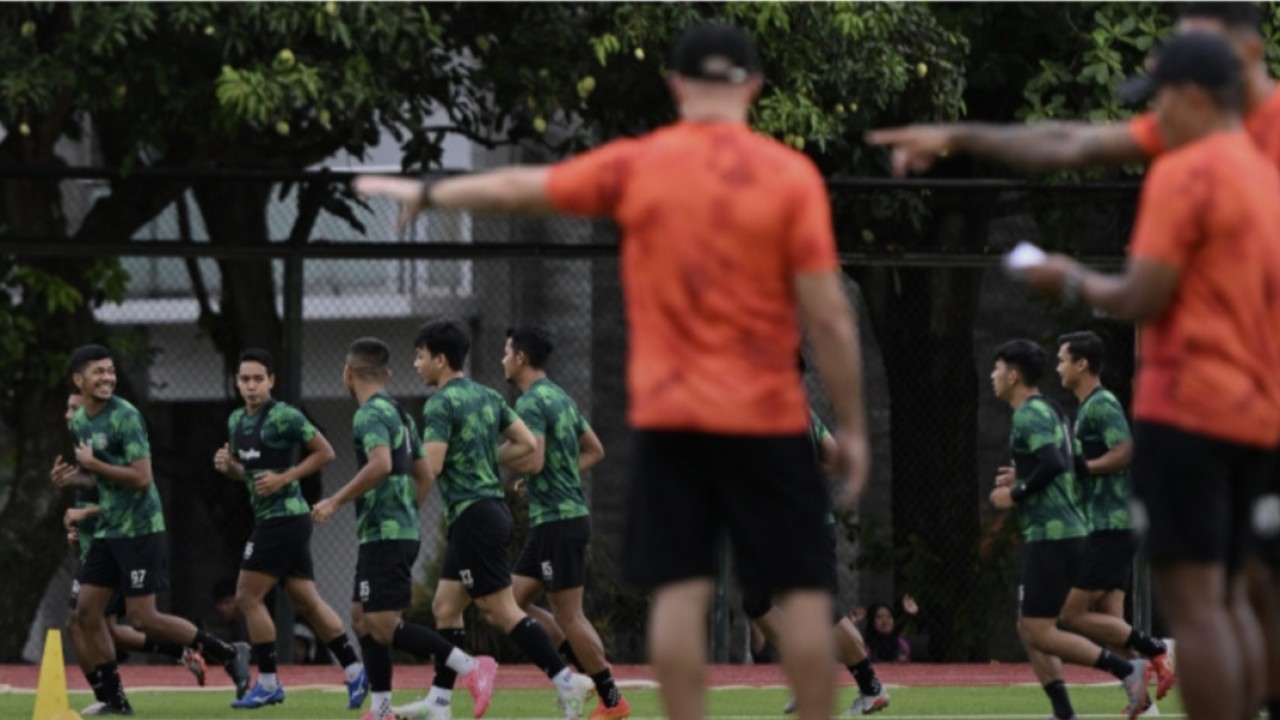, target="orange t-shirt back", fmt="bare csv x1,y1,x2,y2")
1128,132,1280,447
1129,87,1280,165
546,121,839,435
